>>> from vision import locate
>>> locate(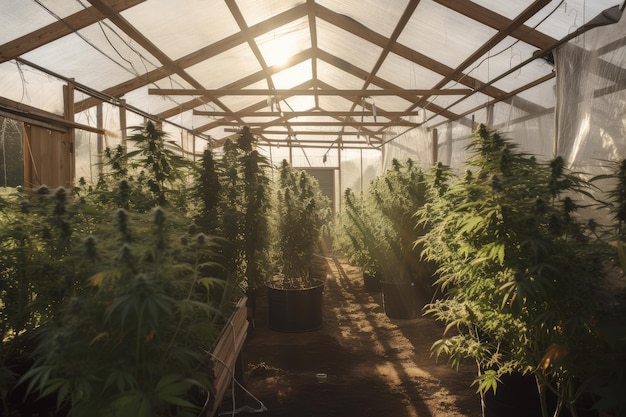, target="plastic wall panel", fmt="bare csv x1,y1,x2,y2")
0,61,65,114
